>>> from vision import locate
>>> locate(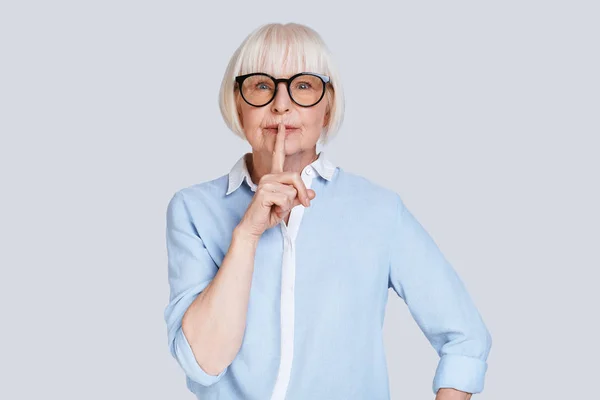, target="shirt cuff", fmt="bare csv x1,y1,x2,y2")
432,354,488,395
173,326,227,387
